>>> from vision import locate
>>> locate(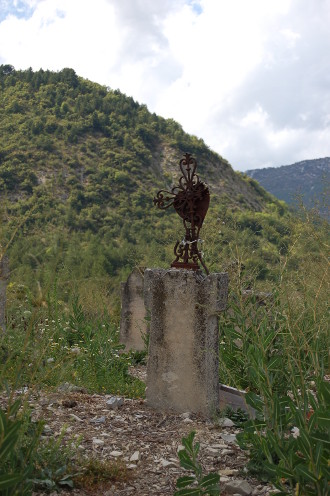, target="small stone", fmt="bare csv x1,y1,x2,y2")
127,464,137,469
207,447,220,455
70,413,84,422
70,347,81,355
221,433,237,444
224,480,253,495
92,438,104,446
219,417,235,427
58,382,86,393
211,443,227,449
219,468,239,476
42,425,53,436
183,417,193,423
180,412,191,419
177,444,185,452
221,449,234,455
90,416,106,424
110,450,123,457
160,459,177,468
46,358,55,363
106,397,124,409
130,451,140,462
